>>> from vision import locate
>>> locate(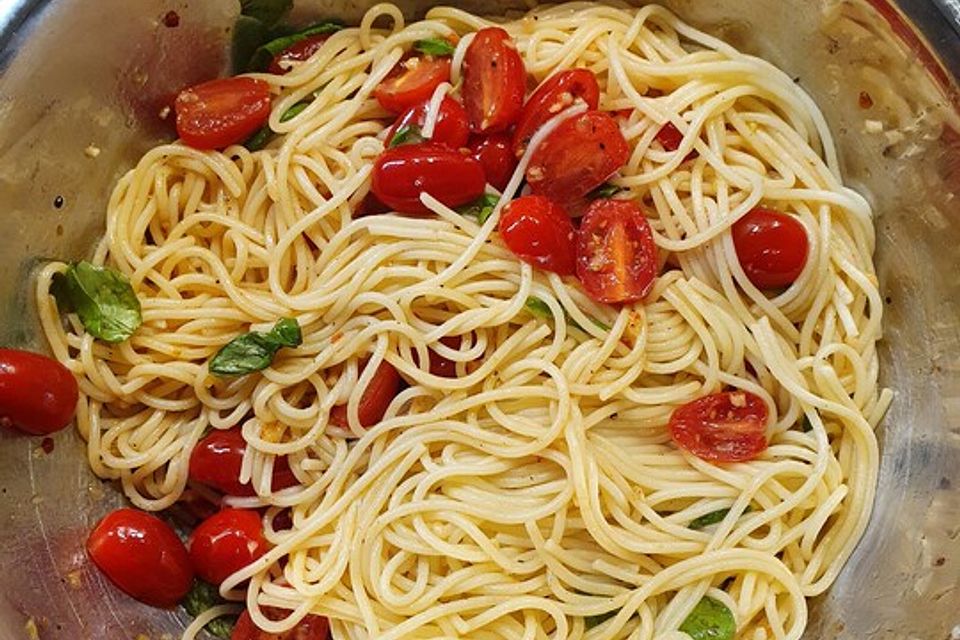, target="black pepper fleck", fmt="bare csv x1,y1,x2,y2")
54,195,64,209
